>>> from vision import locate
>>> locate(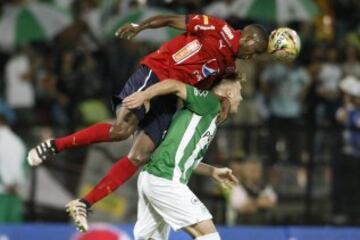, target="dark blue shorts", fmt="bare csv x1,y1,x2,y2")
112,65,177,146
